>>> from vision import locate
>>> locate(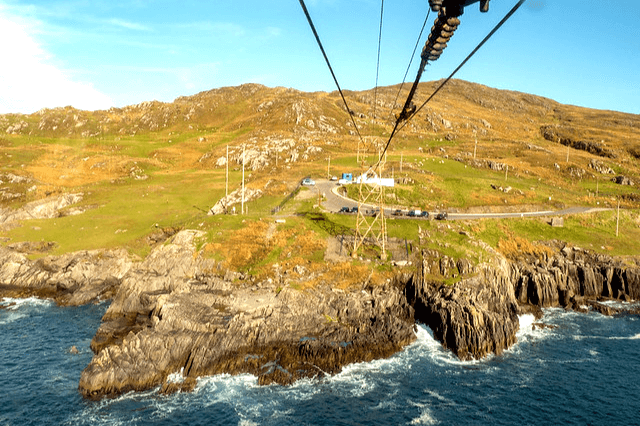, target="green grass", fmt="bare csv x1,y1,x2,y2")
474,209,640,256
6,167,227,257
